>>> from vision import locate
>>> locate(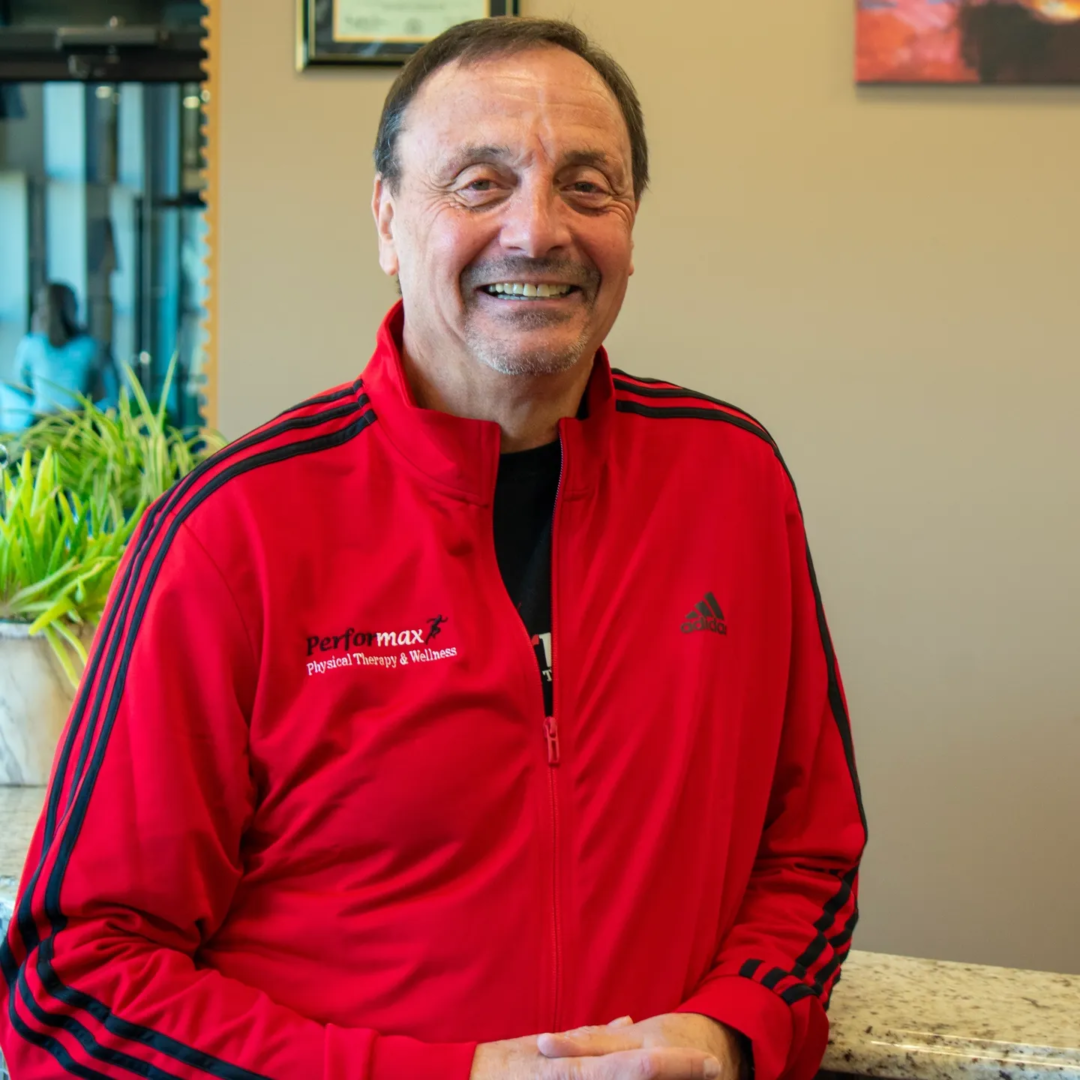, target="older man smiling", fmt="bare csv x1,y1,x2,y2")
371,25,641,450
0,18,865,1080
